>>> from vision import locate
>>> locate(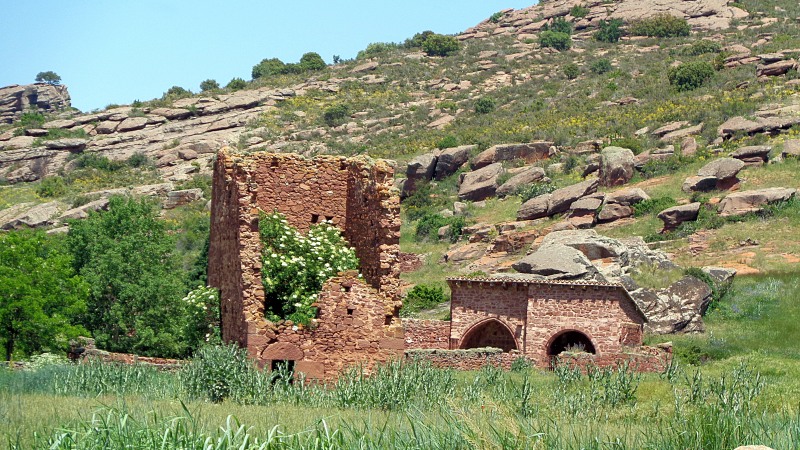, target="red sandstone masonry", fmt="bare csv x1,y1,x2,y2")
401,319,450,349
209,149,404,380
